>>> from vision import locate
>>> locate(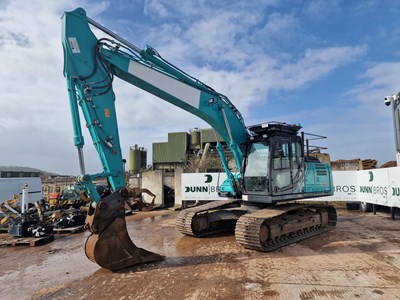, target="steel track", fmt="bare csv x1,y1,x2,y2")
176,200,241,237
235,204,337,251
